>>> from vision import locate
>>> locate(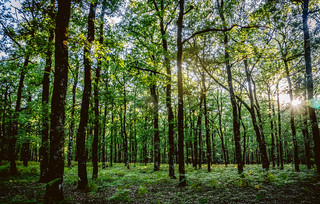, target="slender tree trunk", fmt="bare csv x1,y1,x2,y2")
177,0,186,186
150,76,160,171
93,0,106,175
284,59,300,171
39,0,55,182
302,85,311,169
201,74,211,172
21,142,30,167
244,59,269,170
238,103,246,167
267,87,275,168
276,83,284,170
123,83,129,169
77,1,96,190
151,0,177,178
223,33,243,174
144,115,148,165
197,93,203,169
10,56,29,176
68,64,79,167
101,104,107,169
217,3,243,173
45,0,71,201
193,110,198,169
303,0,320,177
110,102,114,167
0,86,9,165
217,90,227,166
